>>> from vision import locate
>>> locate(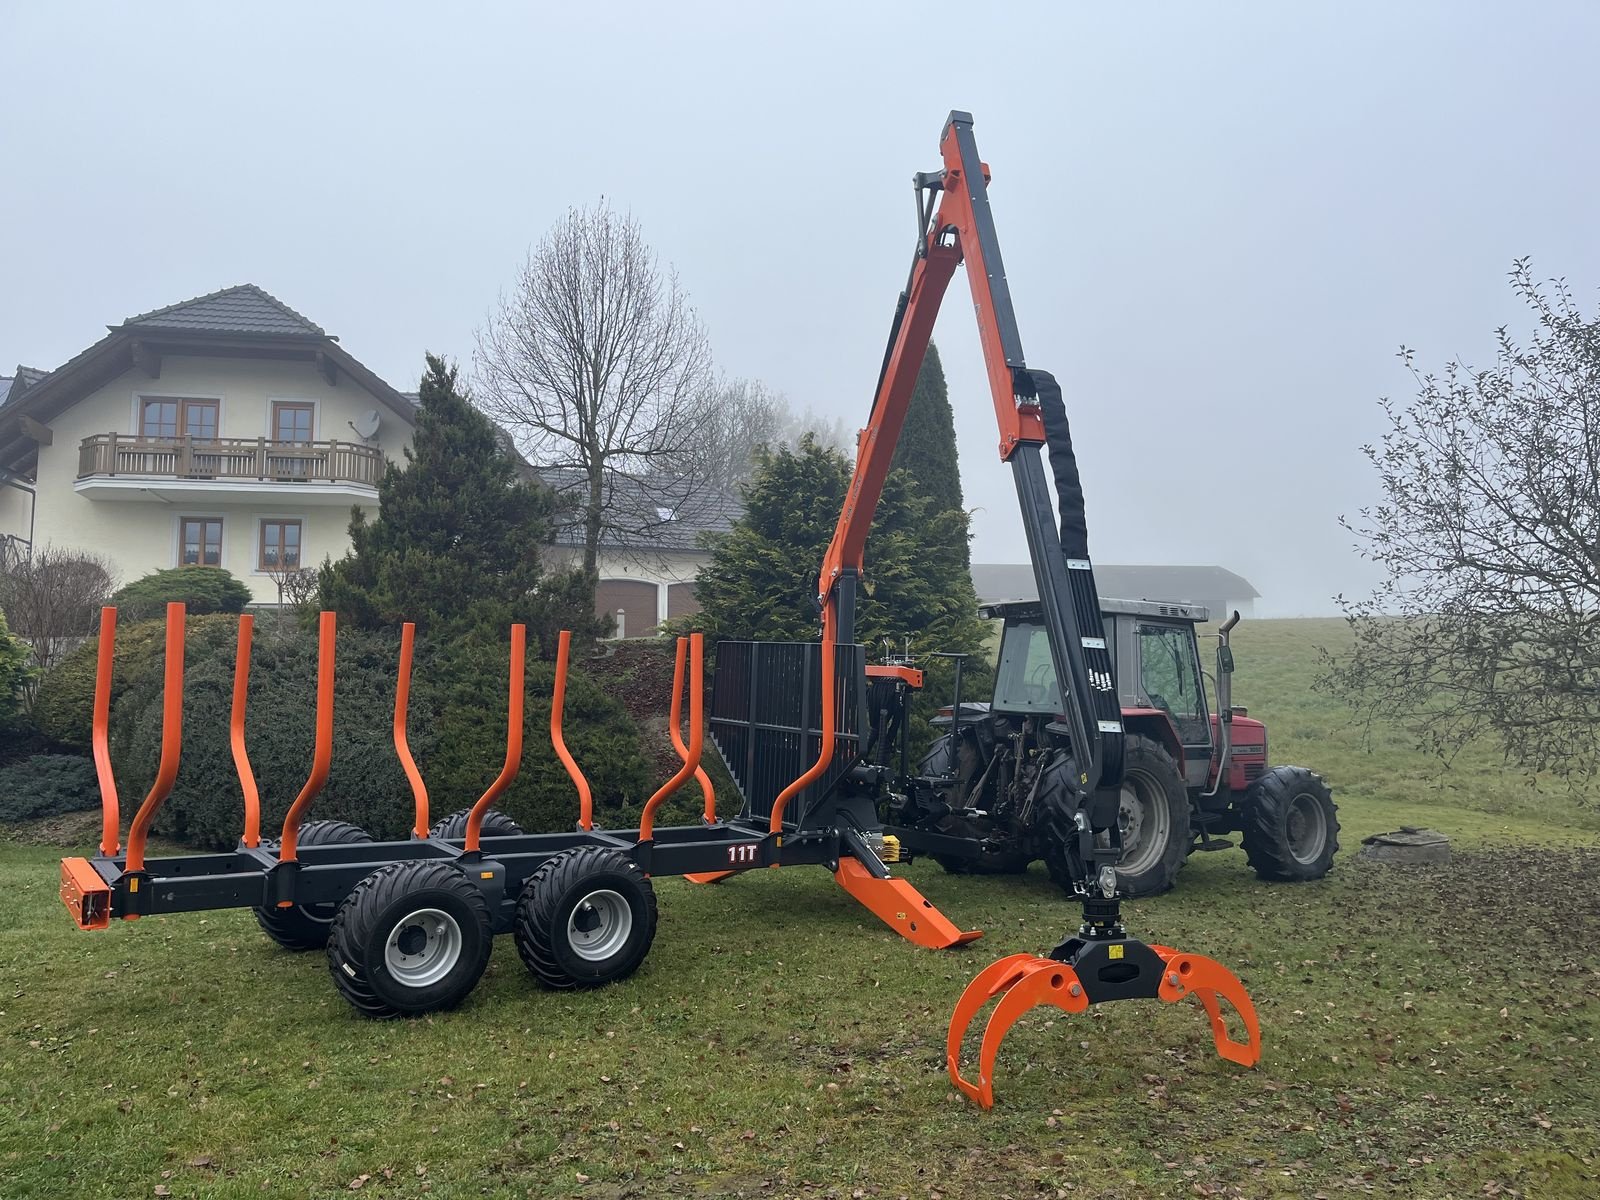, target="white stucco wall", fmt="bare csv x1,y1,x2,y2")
11,355,414,602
